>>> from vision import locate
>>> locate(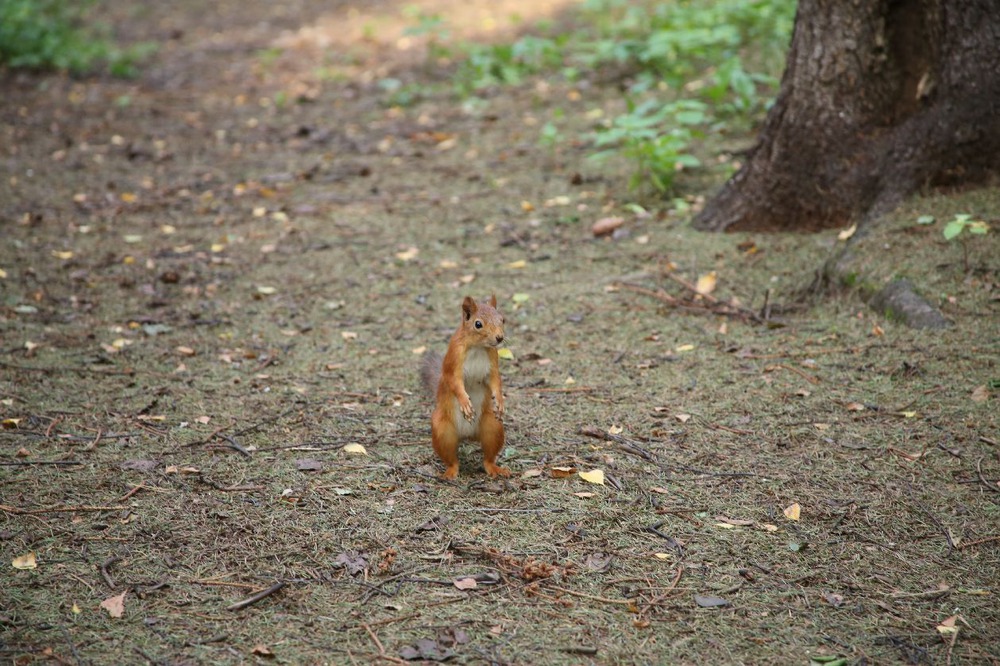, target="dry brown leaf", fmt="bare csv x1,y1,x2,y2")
454,577,478,590
971,385,990,403
100,591,126,618
550,466,577,478
695,271,718,296
592,216,624,237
